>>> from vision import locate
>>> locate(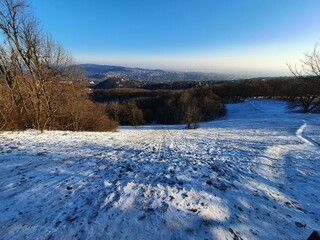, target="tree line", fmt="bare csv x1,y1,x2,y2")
91,73,319,129
212,77,320,113
103,88,226,129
